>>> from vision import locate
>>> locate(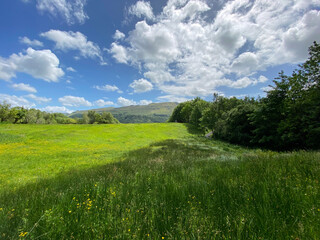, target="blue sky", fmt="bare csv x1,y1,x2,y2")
0,0,319,113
